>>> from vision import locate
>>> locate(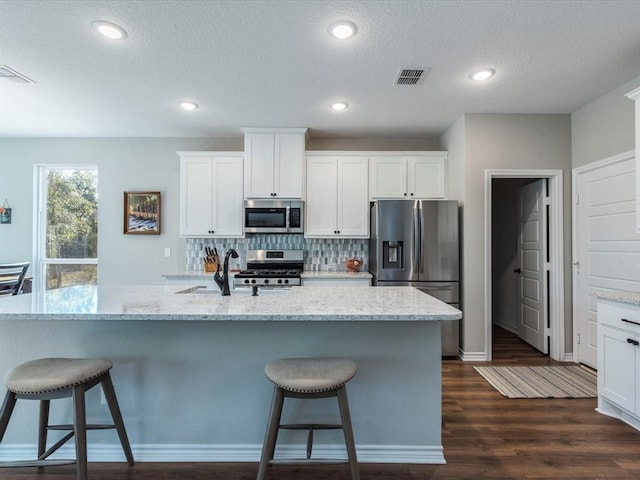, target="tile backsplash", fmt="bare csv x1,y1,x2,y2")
186,235,368,272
